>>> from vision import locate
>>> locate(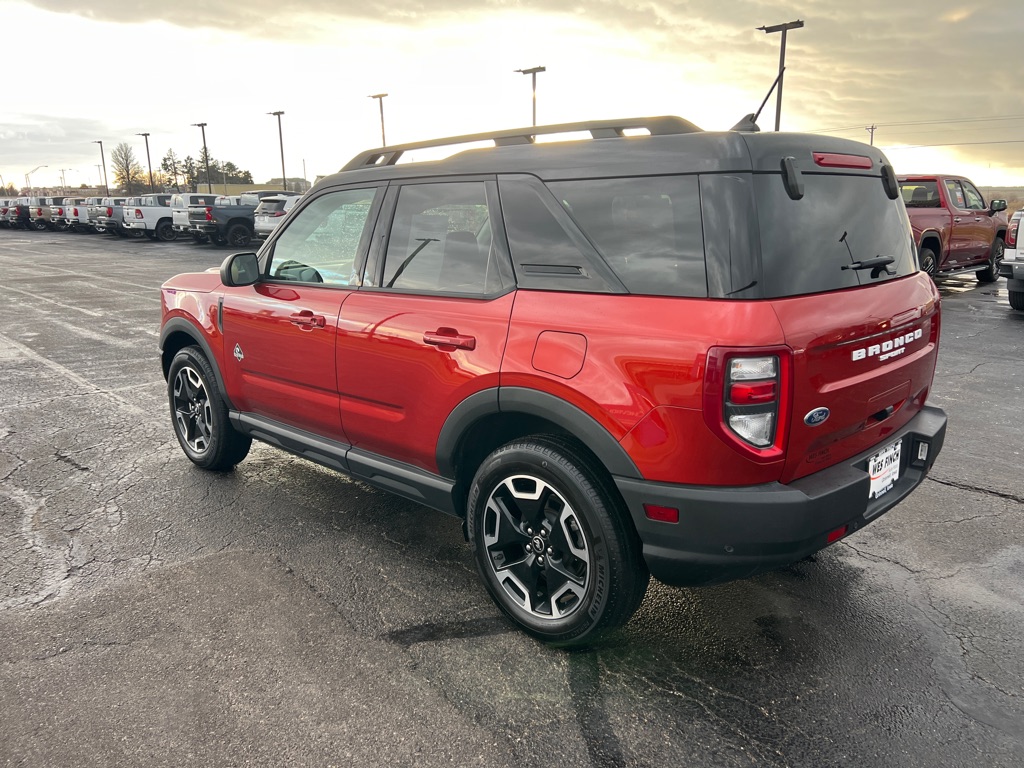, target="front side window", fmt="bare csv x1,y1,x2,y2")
944,180,967,210
381,182,501,295
267,188,379,286
961,181,985,211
